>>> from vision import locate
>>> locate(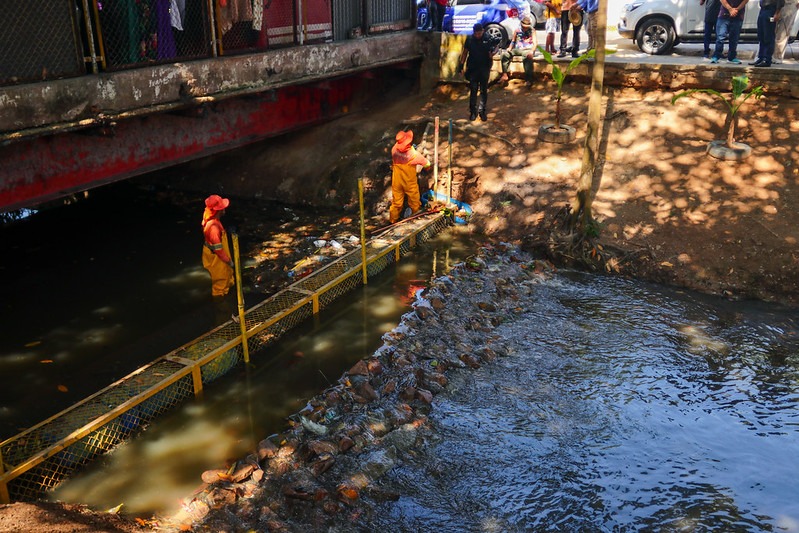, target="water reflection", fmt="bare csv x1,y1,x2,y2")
51,228,475,517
